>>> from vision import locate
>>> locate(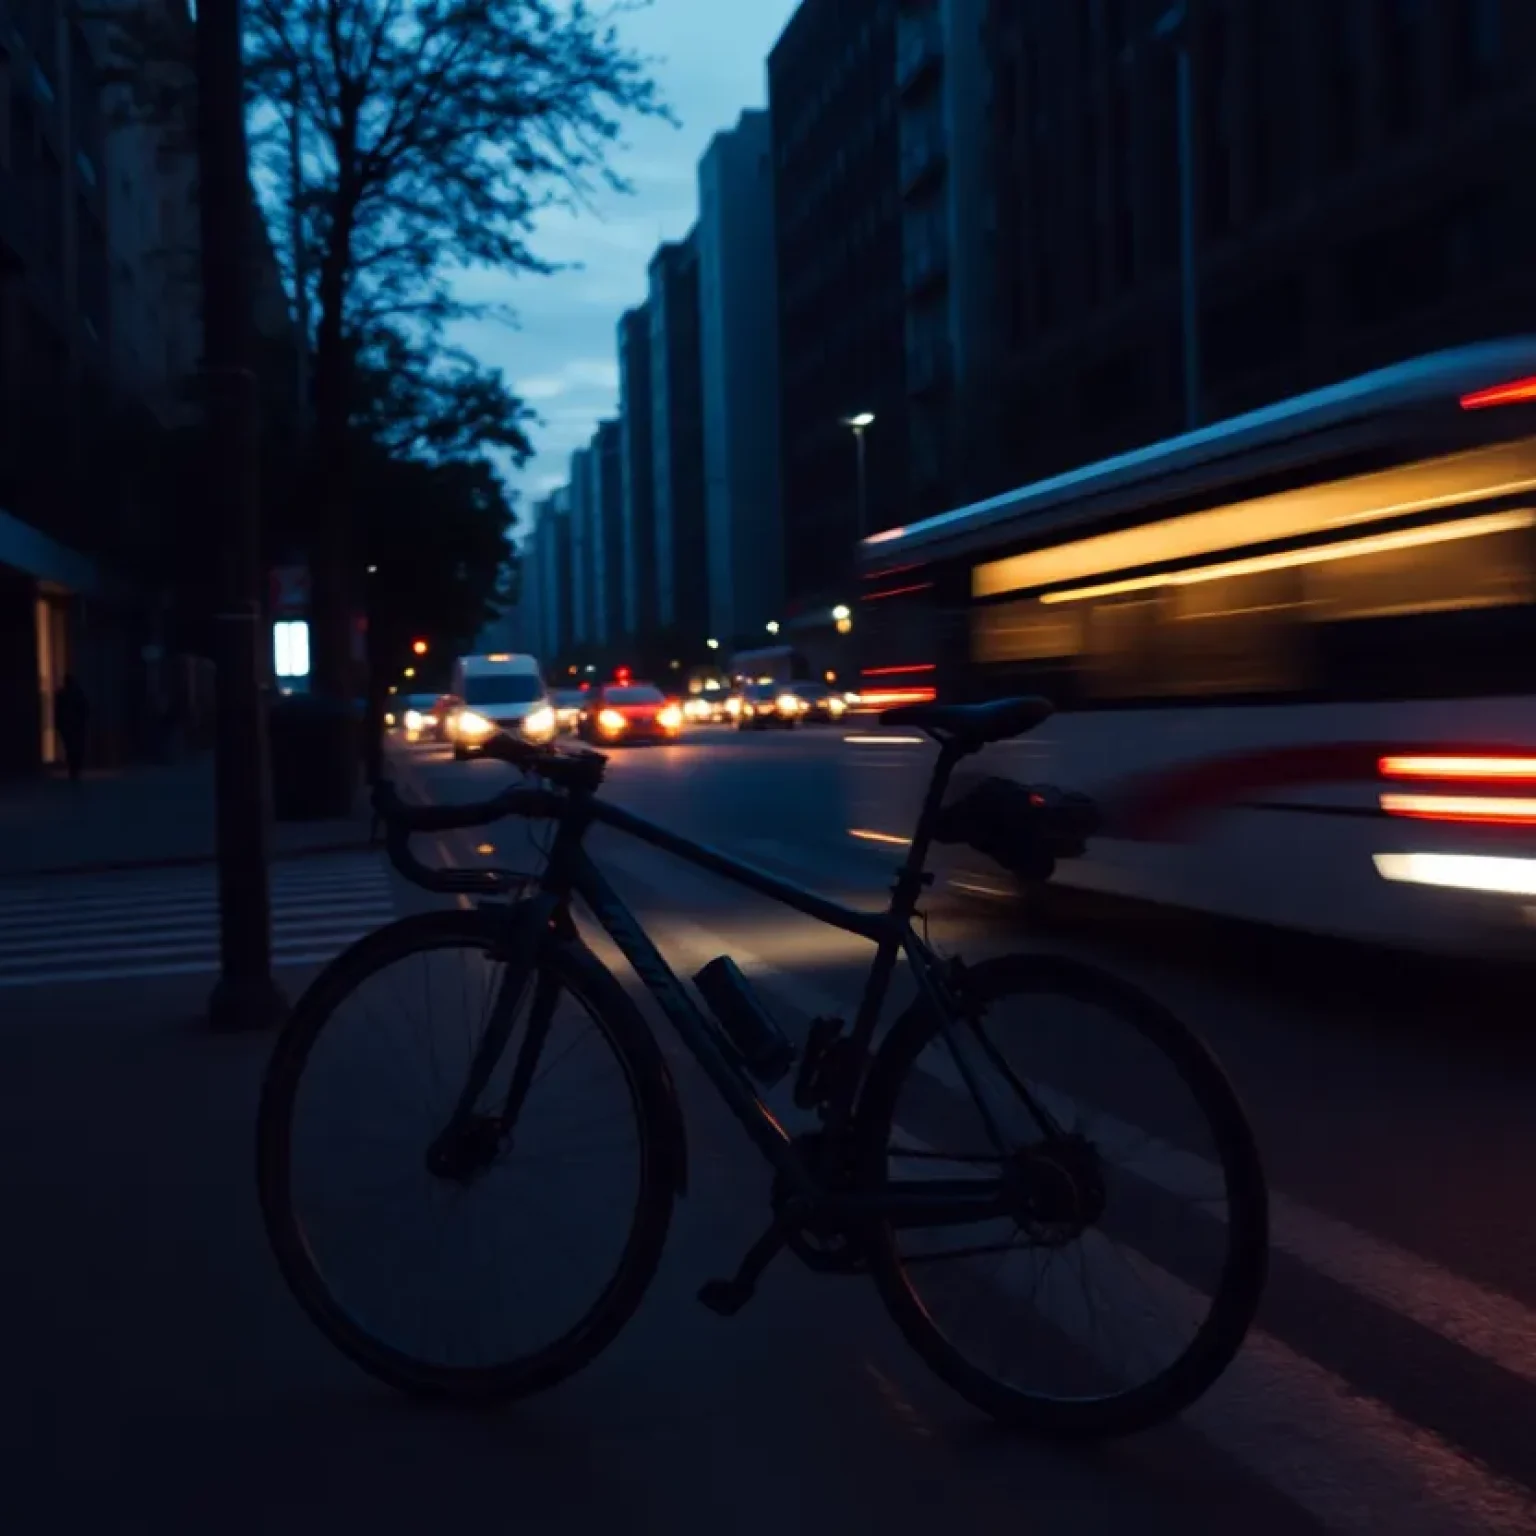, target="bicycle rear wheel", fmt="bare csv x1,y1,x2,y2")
855,951,1268,1438
257,907,682,1403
